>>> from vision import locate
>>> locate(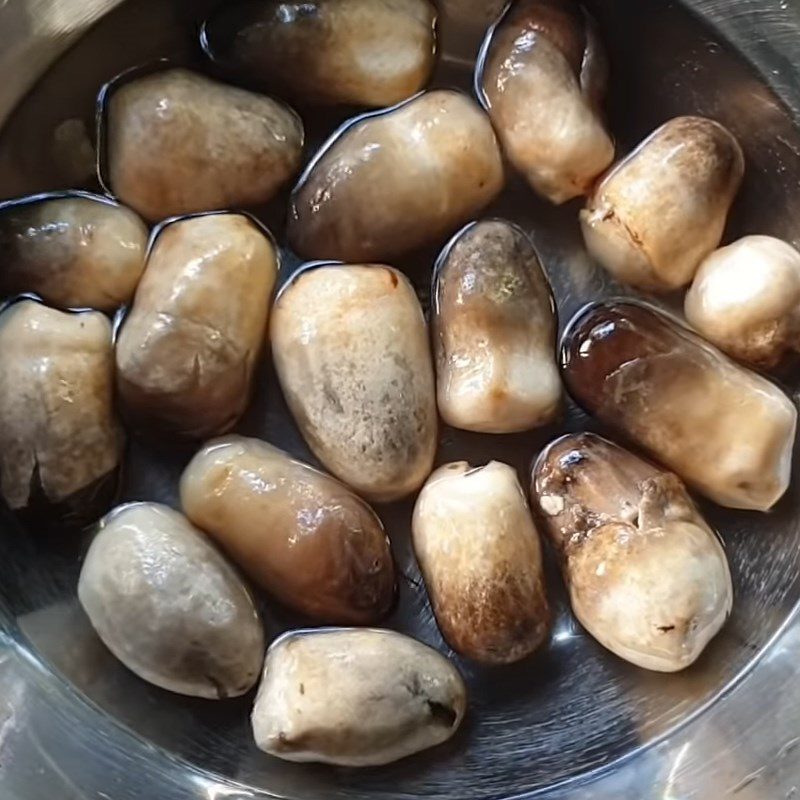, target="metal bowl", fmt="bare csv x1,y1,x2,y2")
1,1,800,798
